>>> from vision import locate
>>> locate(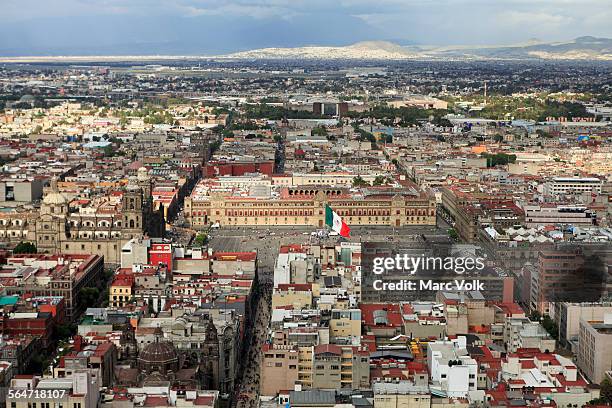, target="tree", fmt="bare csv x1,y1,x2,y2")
493,134,504,143
352,176,370,187
194,233,208,247
588,378,612,405
53,323,76,341
541,314,559,340
13,241,37,254
103,145,115,157
78,287,100,310
481,152,517,167
372,176,386,186
600,378,612,403
311,126,328,137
